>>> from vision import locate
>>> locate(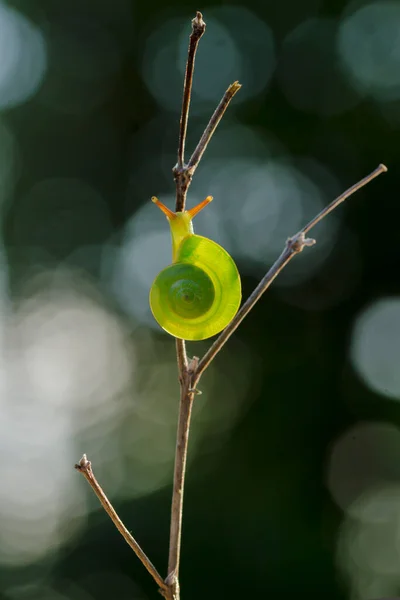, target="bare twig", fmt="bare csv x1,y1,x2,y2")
173,13,240,214
174,11,206,213
166,357,199,598
174,81,241,213
177,11,206,172
303,164,387,234
195,163,388,381
175,339,188,383
187,81,241,171
75,455,168,596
